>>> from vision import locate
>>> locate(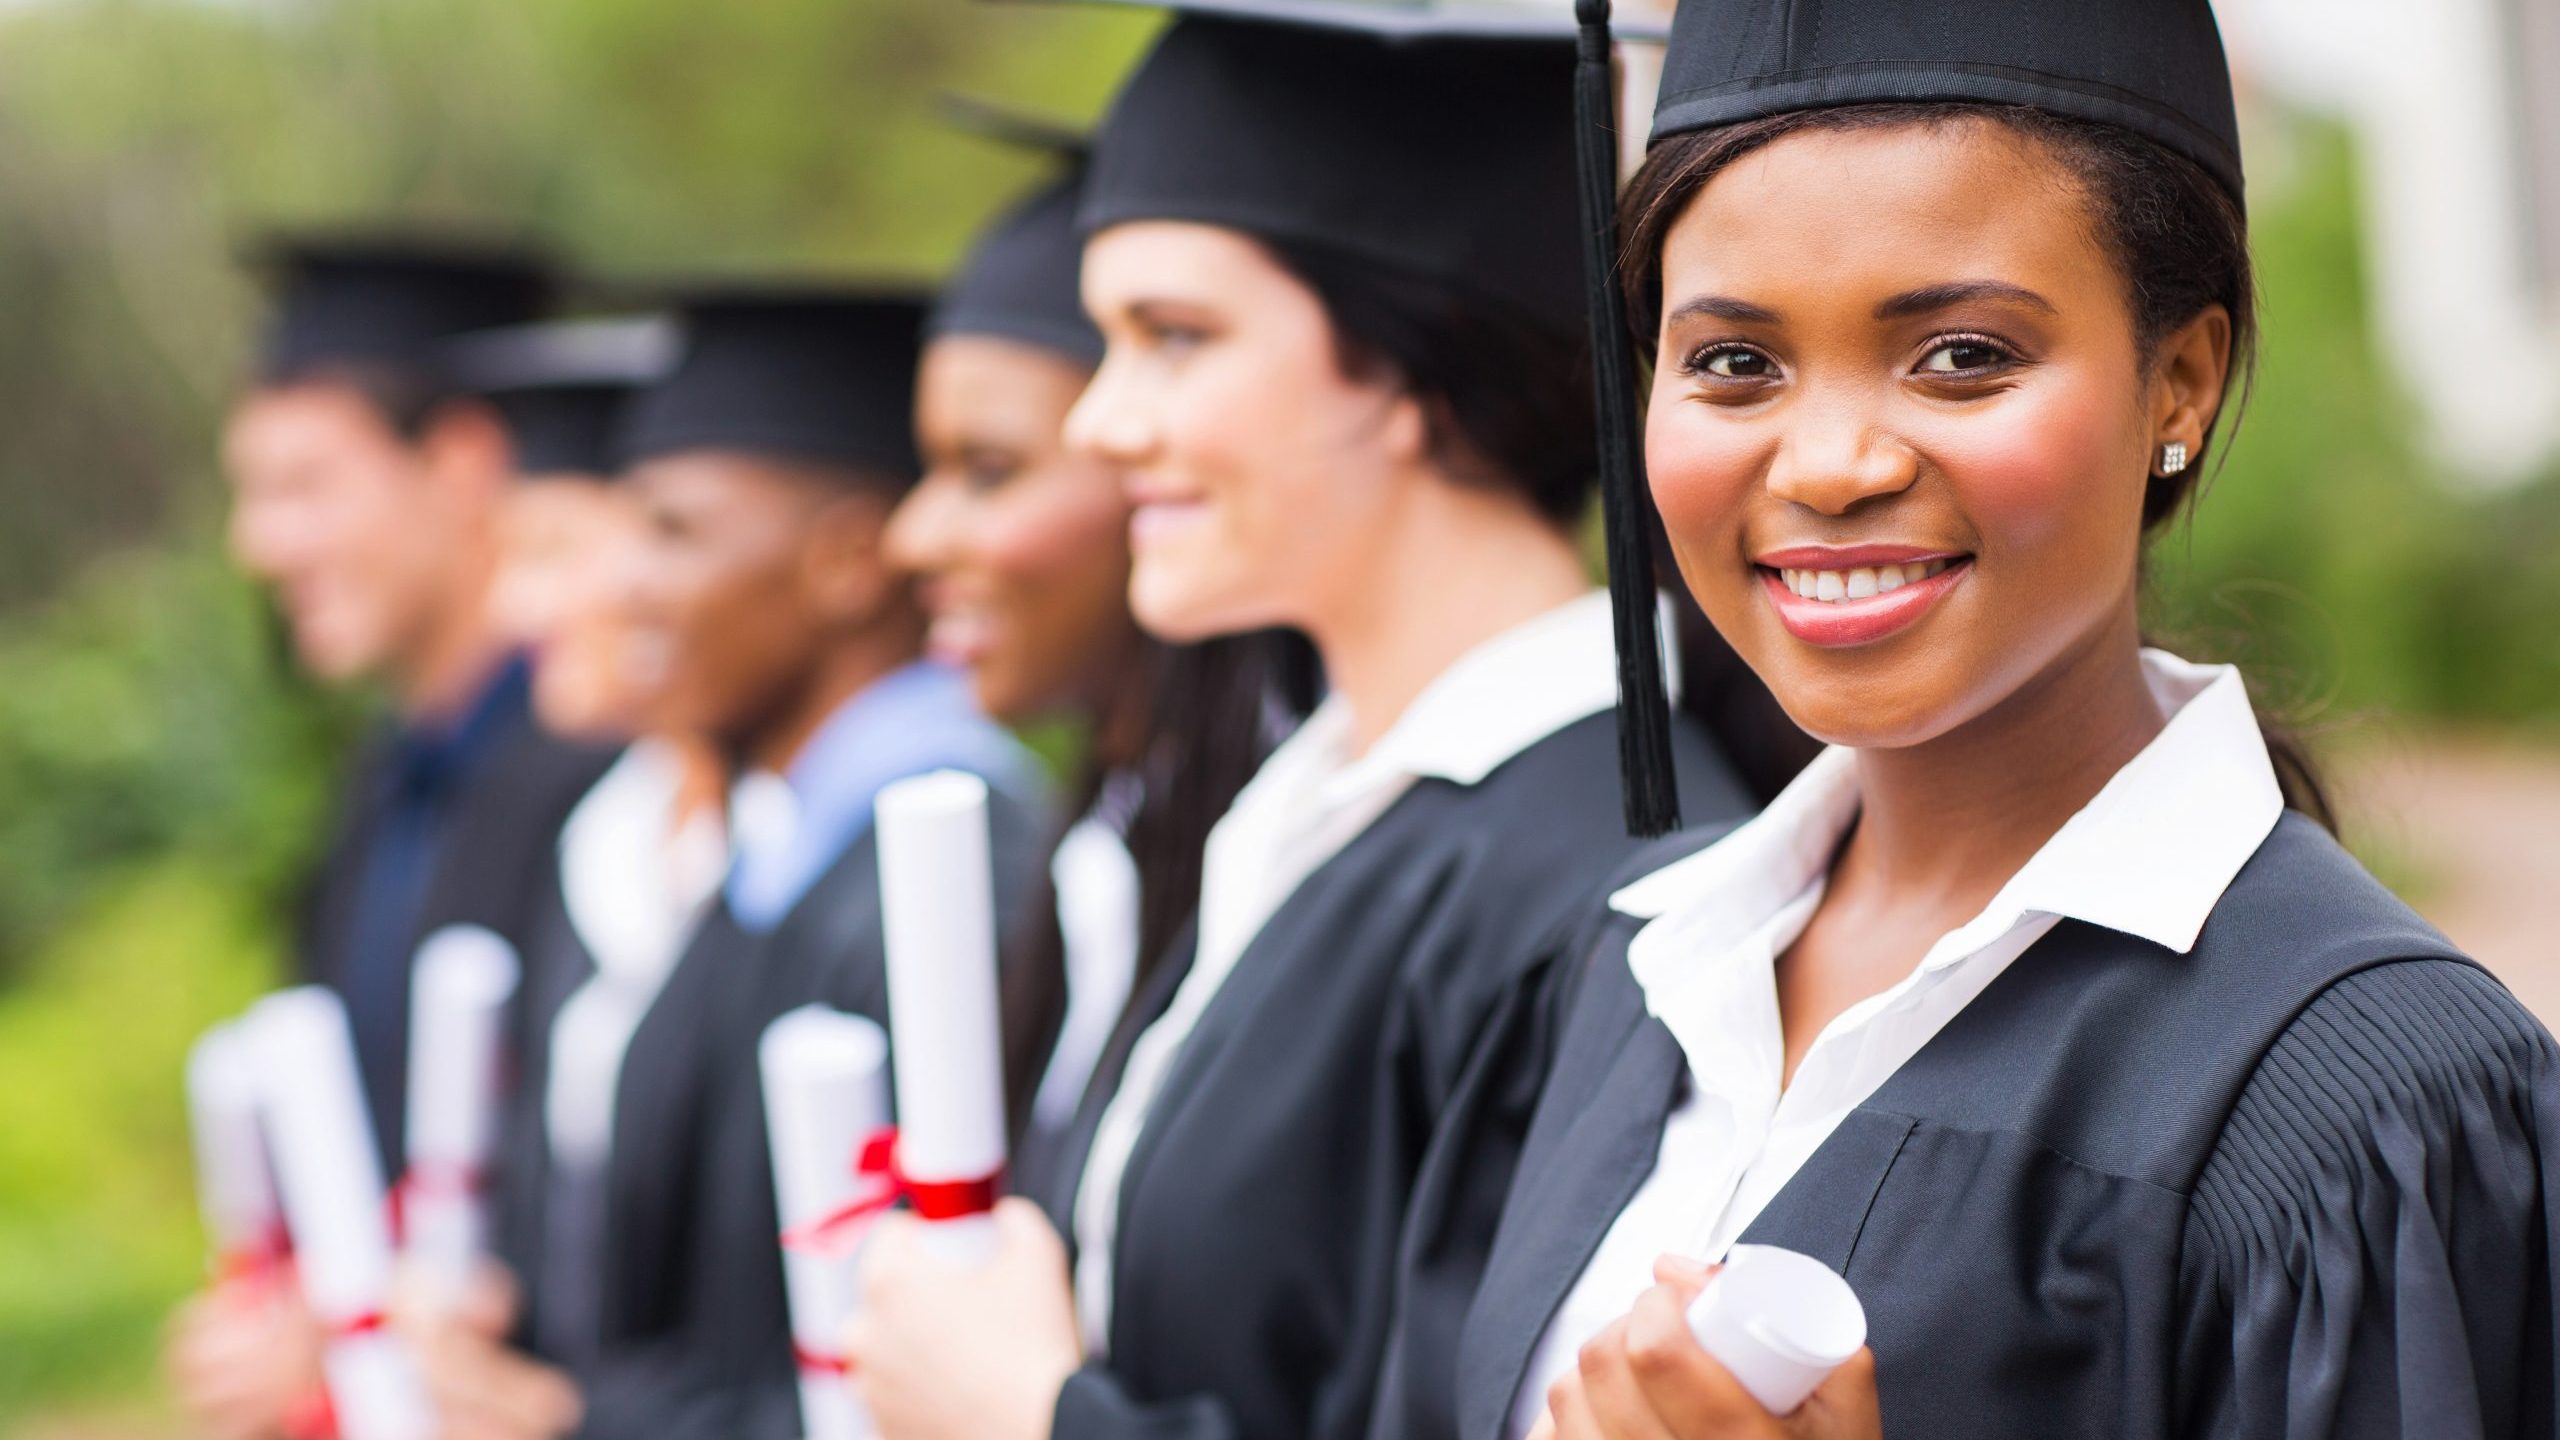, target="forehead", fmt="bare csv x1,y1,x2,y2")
1081,220,1290,304
1661,119,2118,313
